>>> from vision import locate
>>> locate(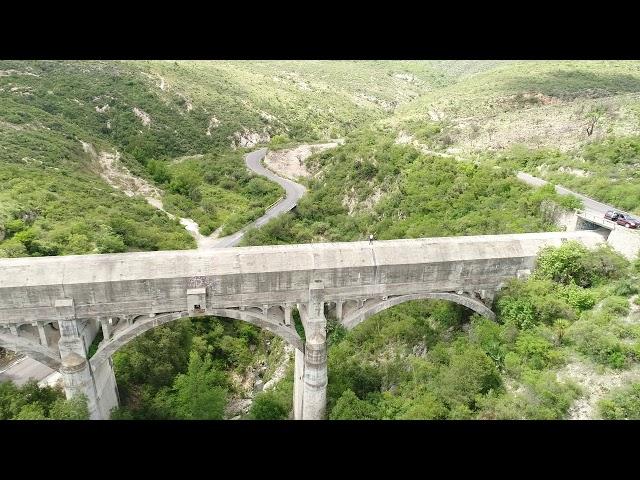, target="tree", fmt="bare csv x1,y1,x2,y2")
250,391,288,420
329,389,379,420
113,320,193,398
171,351,227,420
438,344,502,409
49,395,89,420
585,105,608,137
401,392,448,419
15,403,47,420
553,319,570,346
